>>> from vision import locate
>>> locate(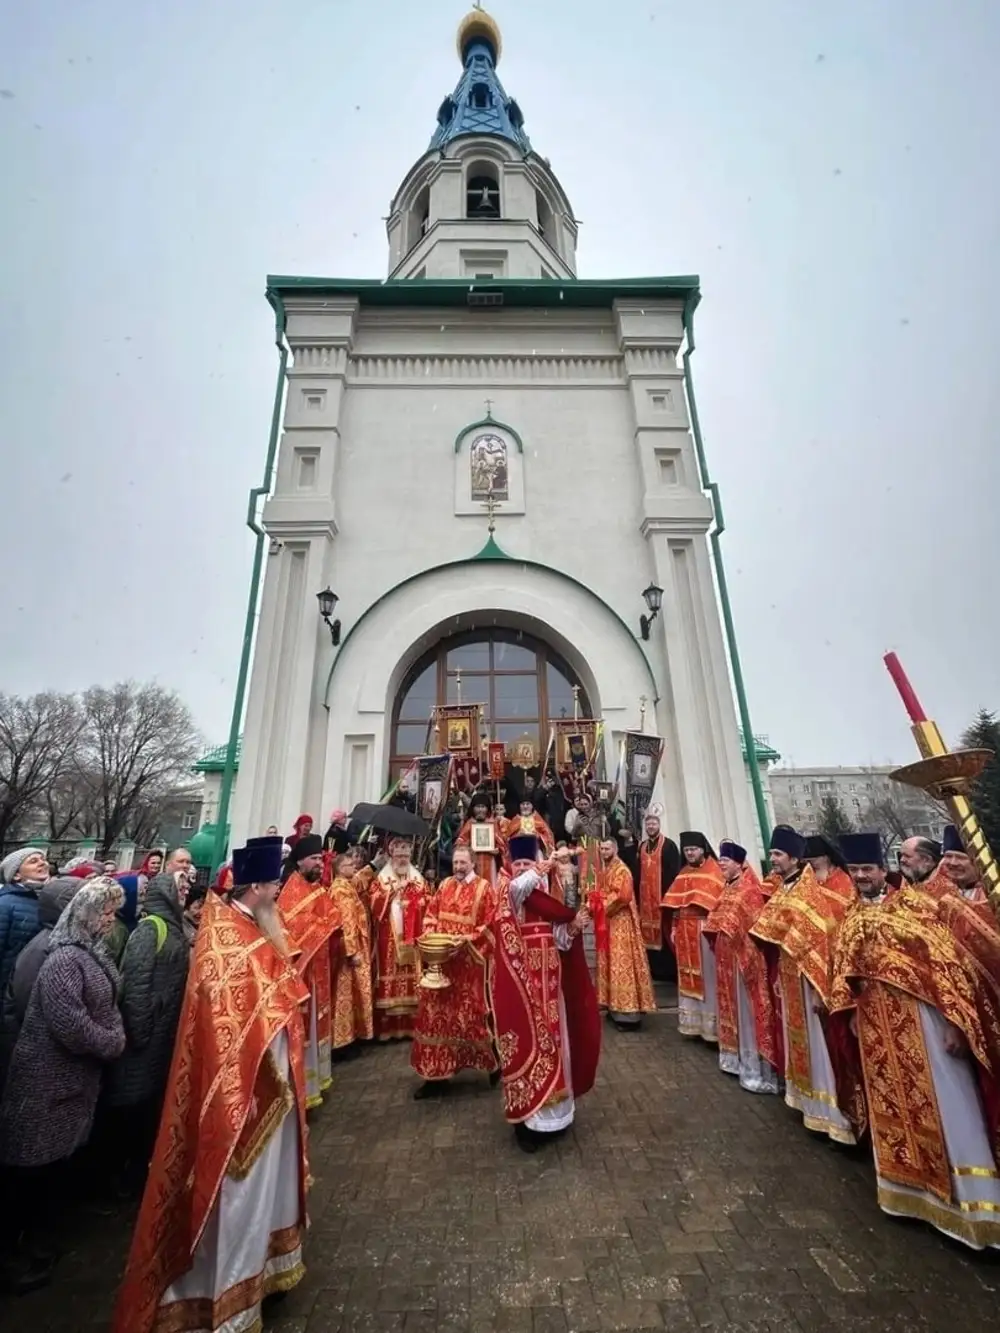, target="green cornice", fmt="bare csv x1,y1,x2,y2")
455,411,523,454
266,274,700,311
322,550,658,709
